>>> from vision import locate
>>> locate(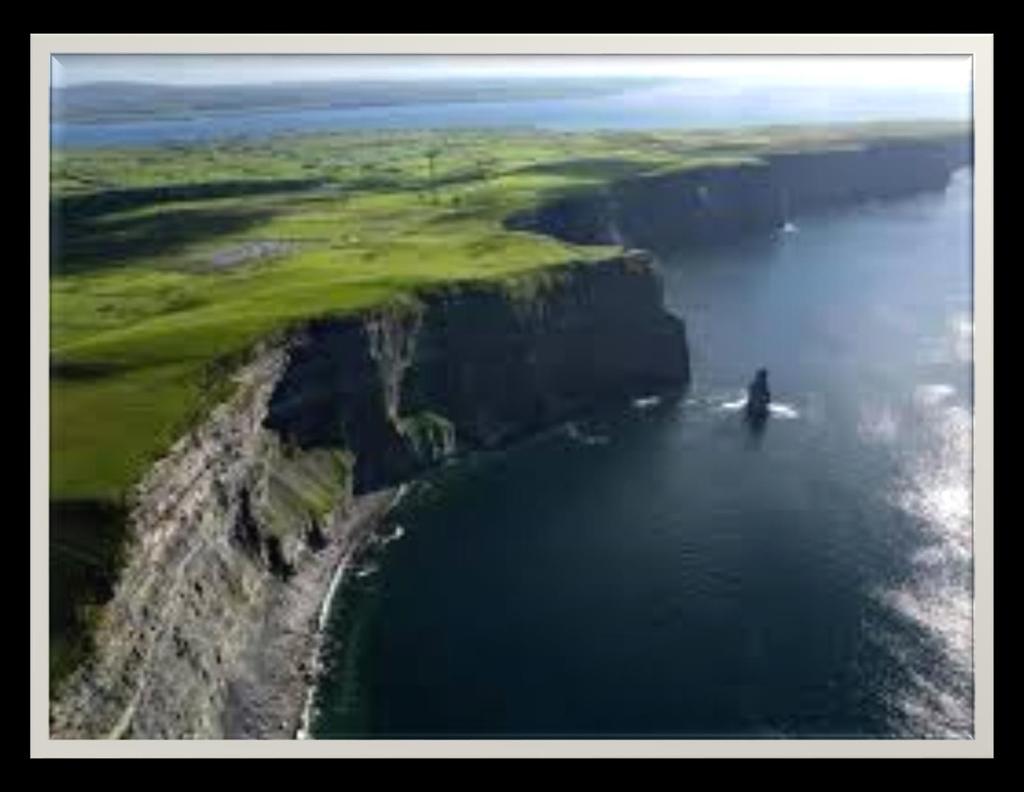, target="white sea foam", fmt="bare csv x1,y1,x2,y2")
355,564,379,579
717,393,748,412
768,403,800,420
714,392,799,419
296,691,315,740
319,557,351,631
380,525,405,545
632,395,662,410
